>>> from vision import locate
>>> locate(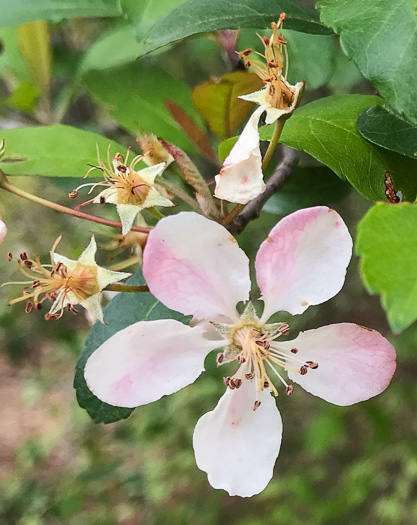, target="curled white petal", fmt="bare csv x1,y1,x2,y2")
214,106,265,205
